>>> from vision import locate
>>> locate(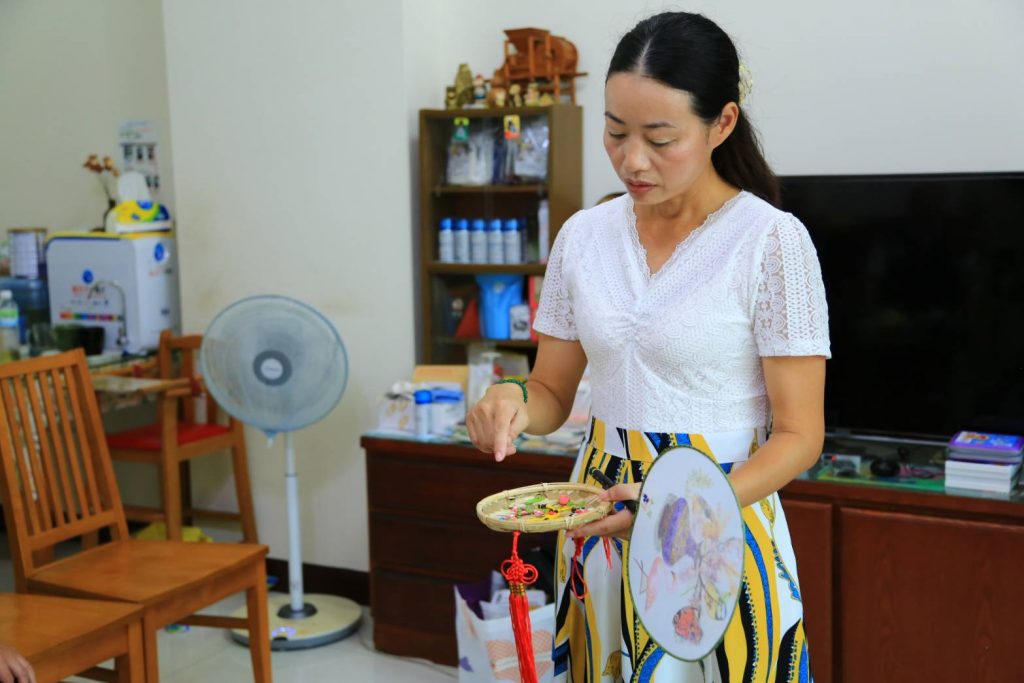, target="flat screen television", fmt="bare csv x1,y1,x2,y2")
778,173,1024,443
